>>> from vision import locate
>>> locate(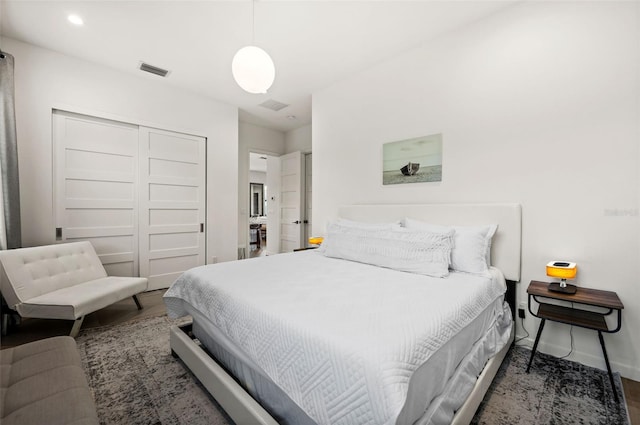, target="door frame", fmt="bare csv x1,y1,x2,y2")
245,149,280,256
